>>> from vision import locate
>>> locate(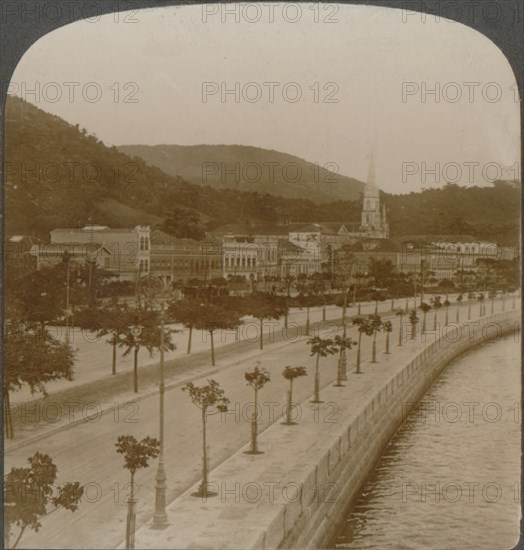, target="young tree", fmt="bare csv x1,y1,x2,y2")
244,293,288,350
444,295,451,325
6,266,65,332
368,314,383,363
489,289,496,314
168,297,204,355
119,308,175,393
369,258,395,290
182,380,230,497
383,320,393,354
283,273,295,298
430,296,442,330
477,292,485,316
395,308,405,346
352,316,373,374
467,292,475,319
115,435,160,550
4,323,76,439
456,293,463,322
244,363,271,454
77,298,131,375
419,302,431,335
193,304,242,366
333,334,354,386
371,291,386,315
409,309,419,339
4,452,84,549
281,366,307,425
307,336,338,403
